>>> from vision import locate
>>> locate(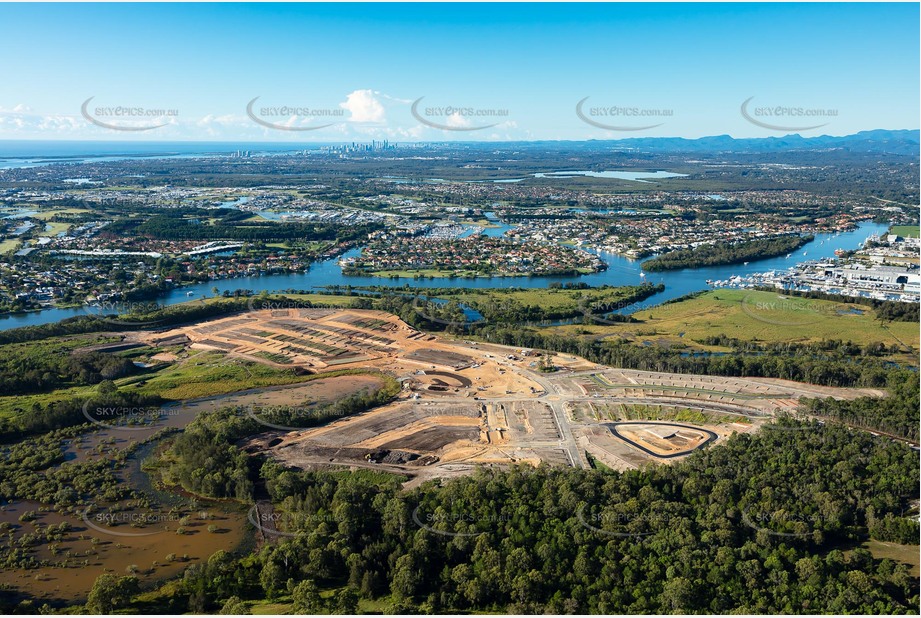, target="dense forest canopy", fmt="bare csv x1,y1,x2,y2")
642,235,813,271
164,408,920,614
